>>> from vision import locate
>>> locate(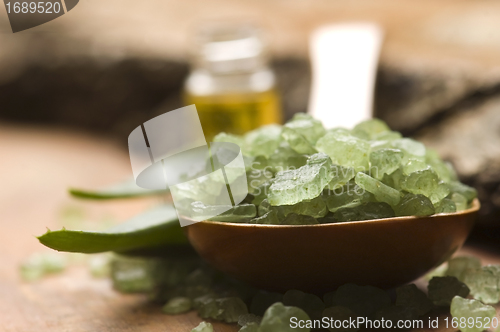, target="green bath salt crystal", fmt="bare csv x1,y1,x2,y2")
327,127,351,136
191,321,214,332
20,252,67,281
373,130,402,141
316,132,370,169
214,132,246,152
268,153,333,206
428,159,457,183
446,256,481,282
323,182,373,213
369,139,392,152
205,204,256,222
246,166,272,193
36,253,67,273
193,294,216,310
215,297,249,323
111,256,162,293
259,197,327,220
450,296,496,332
258,198,272,216
429,181,451,205
354,172,401,206
259,302,311,332
462,265,500,304
295,197,328,218
281,127,317,154
369,148,404,179
402,159,429,175
380,168,404,191
451,192,468,211
400,169,440,198
111,256,195,294
251,181,272,206
427,276,470,306
448,181,478,203
394,193,435,217
280,213,319,225
174,176,226,206
295,196,328,219
162,297,192,314
283,289,325,320
192,202,256,222
391,138,426,158
284,113,326,145
250,210,280,224
244,124,283,158
267,146,308,174
395,284,433,316
435,198,457,214
326,165,356,190
352,119,390,140
246,154,269,172
198,298,222,319
334,202,395,222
